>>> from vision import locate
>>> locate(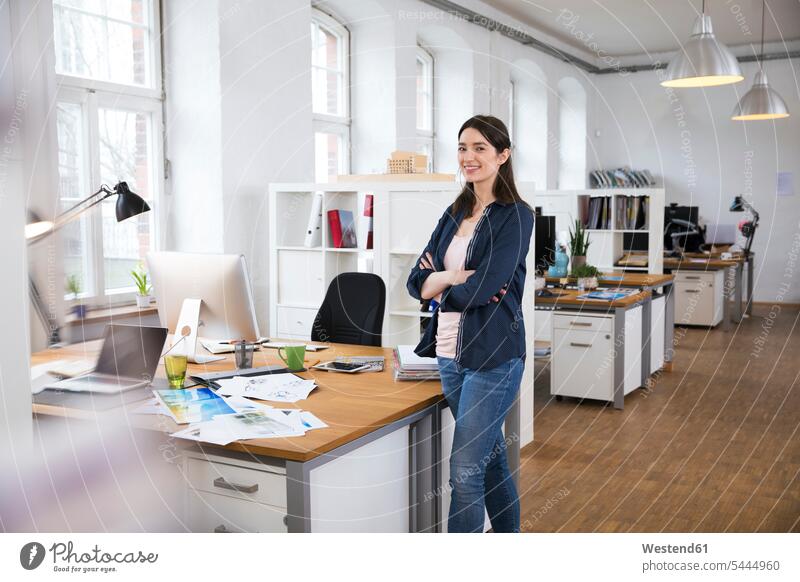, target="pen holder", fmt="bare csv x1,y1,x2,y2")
234,341,255,369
